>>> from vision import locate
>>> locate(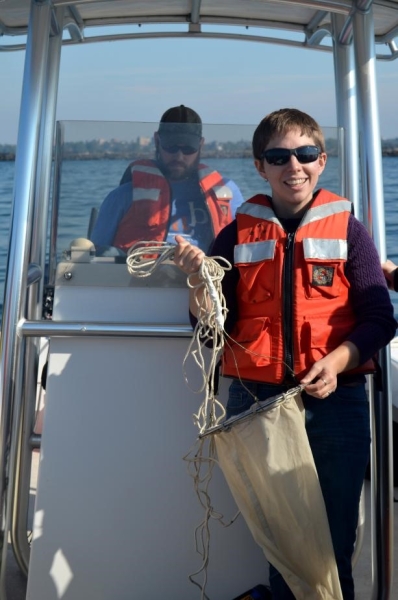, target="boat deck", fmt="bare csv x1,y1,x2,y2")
4,454,398,600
